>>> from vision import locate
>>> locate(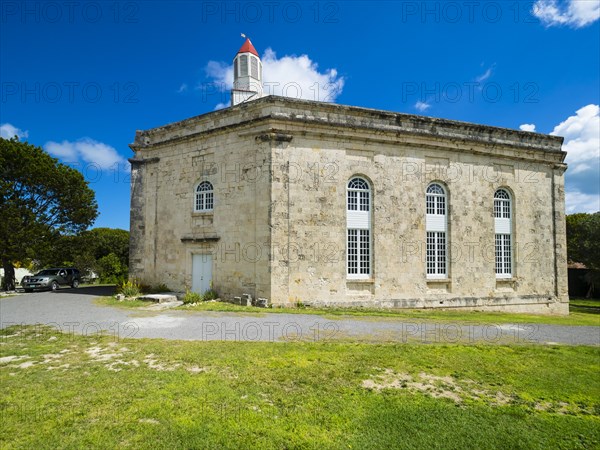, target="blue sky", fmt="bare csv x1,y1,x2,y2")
1,0,599,230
